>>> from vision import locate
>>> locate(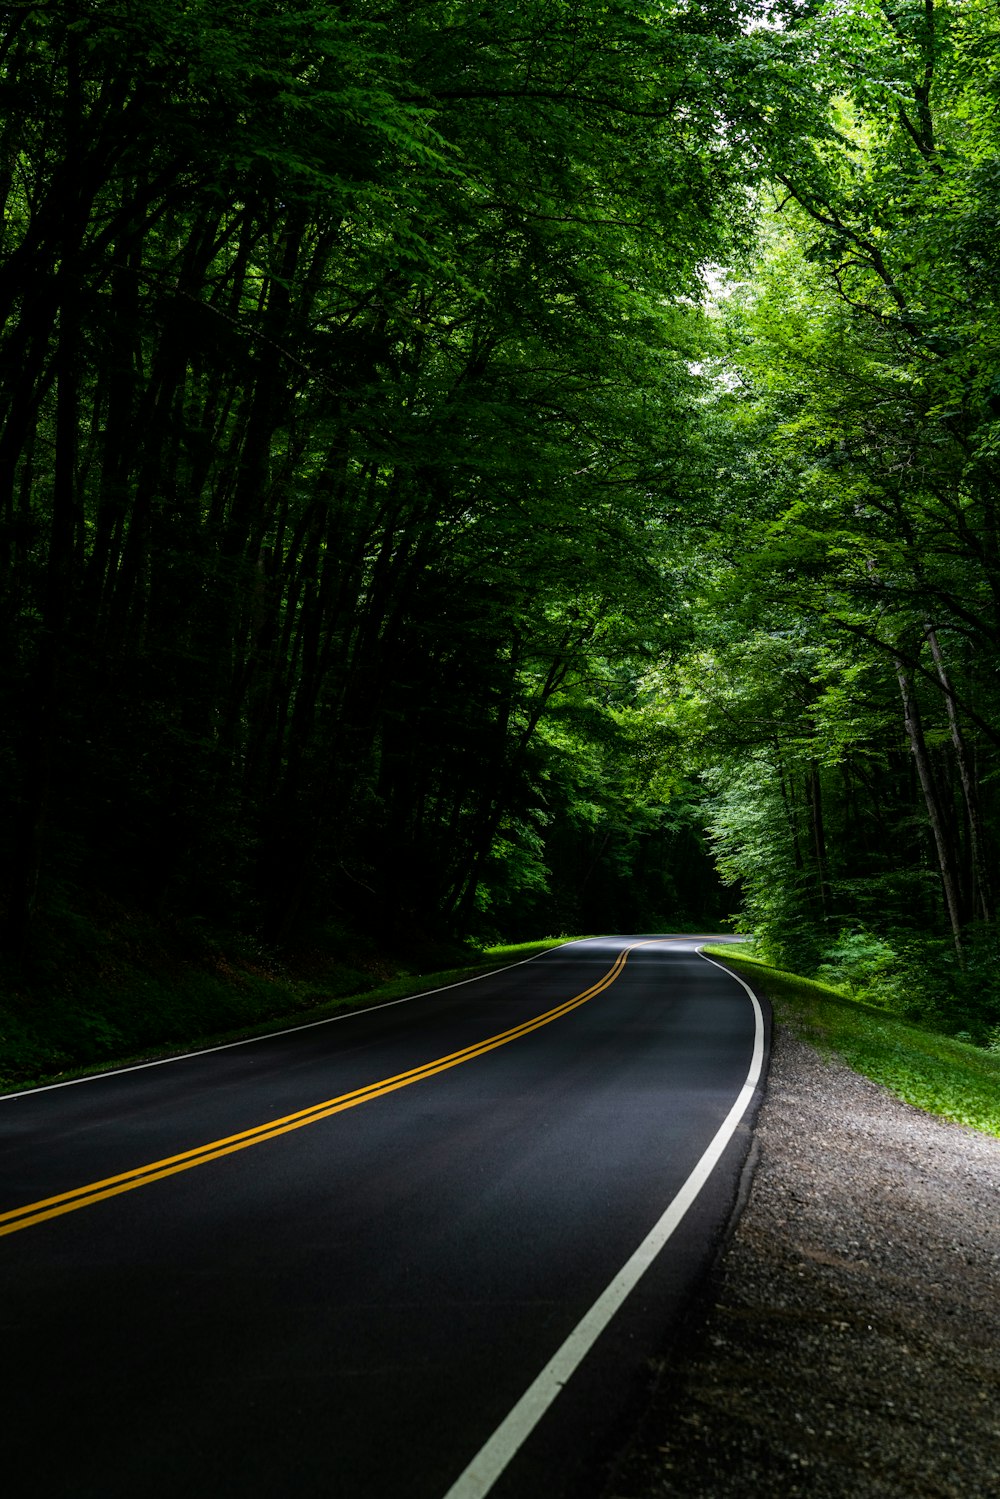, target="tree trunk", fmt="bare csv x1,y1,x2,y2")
925,623,994,923
806,756,830,922
895,657,964,958
776,752,805,872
